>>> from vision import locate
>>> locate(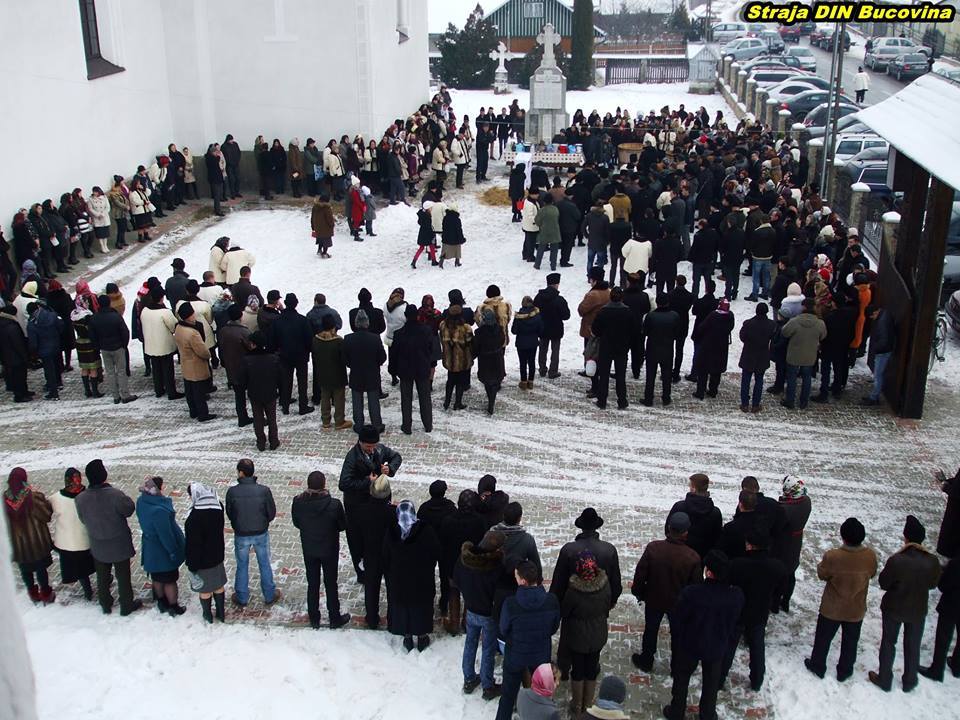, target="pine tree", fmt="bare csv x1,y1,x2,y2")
569,0,594,90
436,7,499,89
